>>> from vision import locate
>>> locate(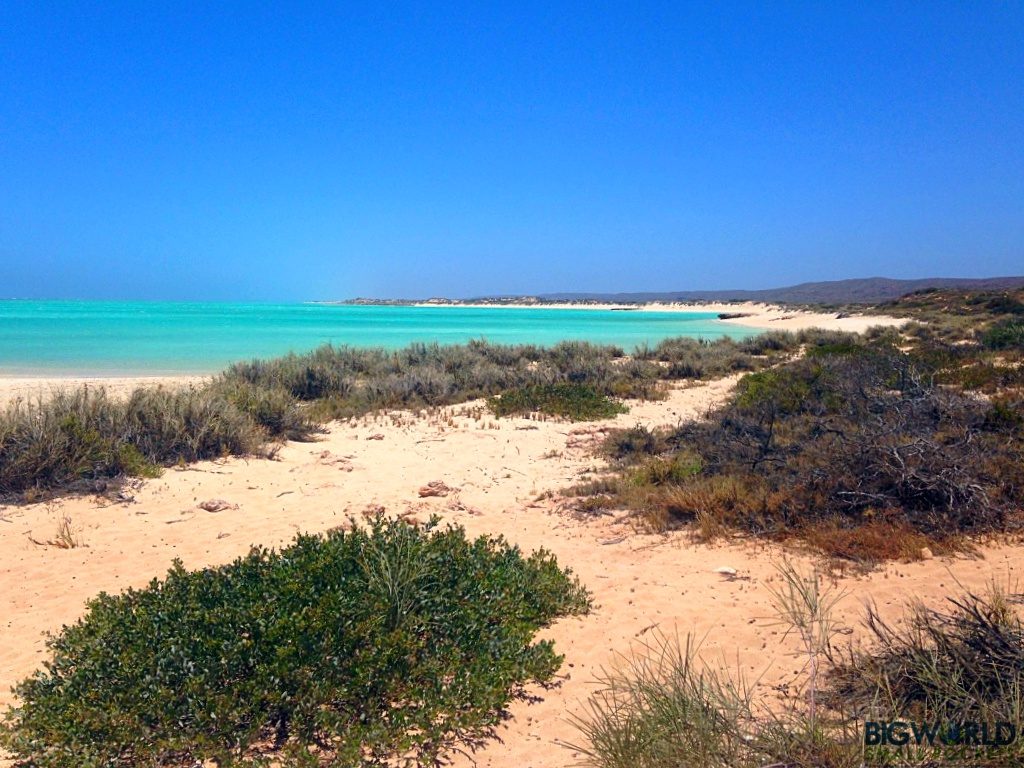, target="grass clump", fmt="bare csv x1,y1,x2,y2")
567,563,860,768
826,585,1024,728
0,384,317,498
570,573,1024,768
566,632,763,768
488,383,628,421
0,515,590,767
